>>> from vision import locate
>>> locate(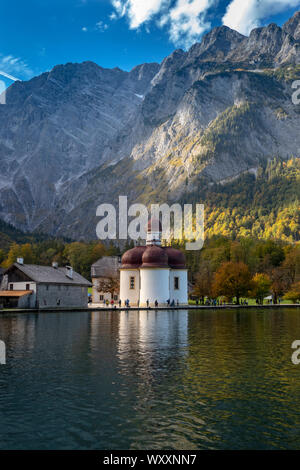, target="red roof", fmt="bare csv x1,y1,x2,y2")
164,247,186,269
141,245,169,268
121,244,186,269
121,246,147,269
